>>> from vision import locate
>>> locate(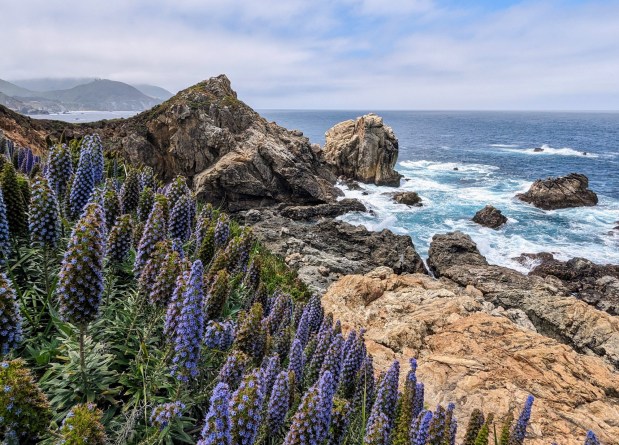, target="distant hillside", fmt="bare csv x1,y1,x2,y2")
0,92,24,109
38,79,161,111
12,77,95,92
133,84,174,100
0,79,34,97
